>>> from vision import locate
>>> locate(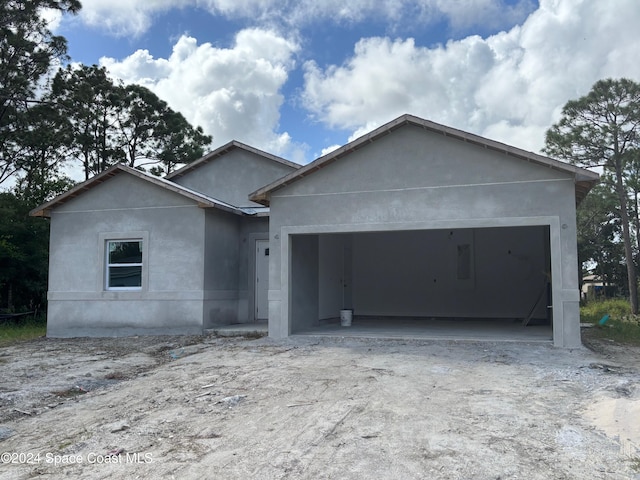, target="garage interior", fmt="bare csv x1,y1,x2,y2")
289,225,553,341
